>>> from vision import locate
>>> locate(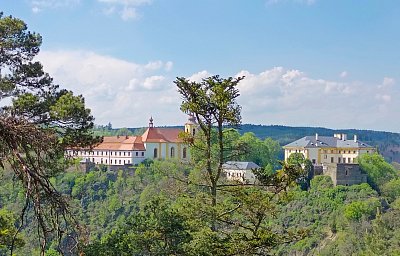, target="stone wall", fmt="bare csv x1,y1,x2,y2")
322,163,367,186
